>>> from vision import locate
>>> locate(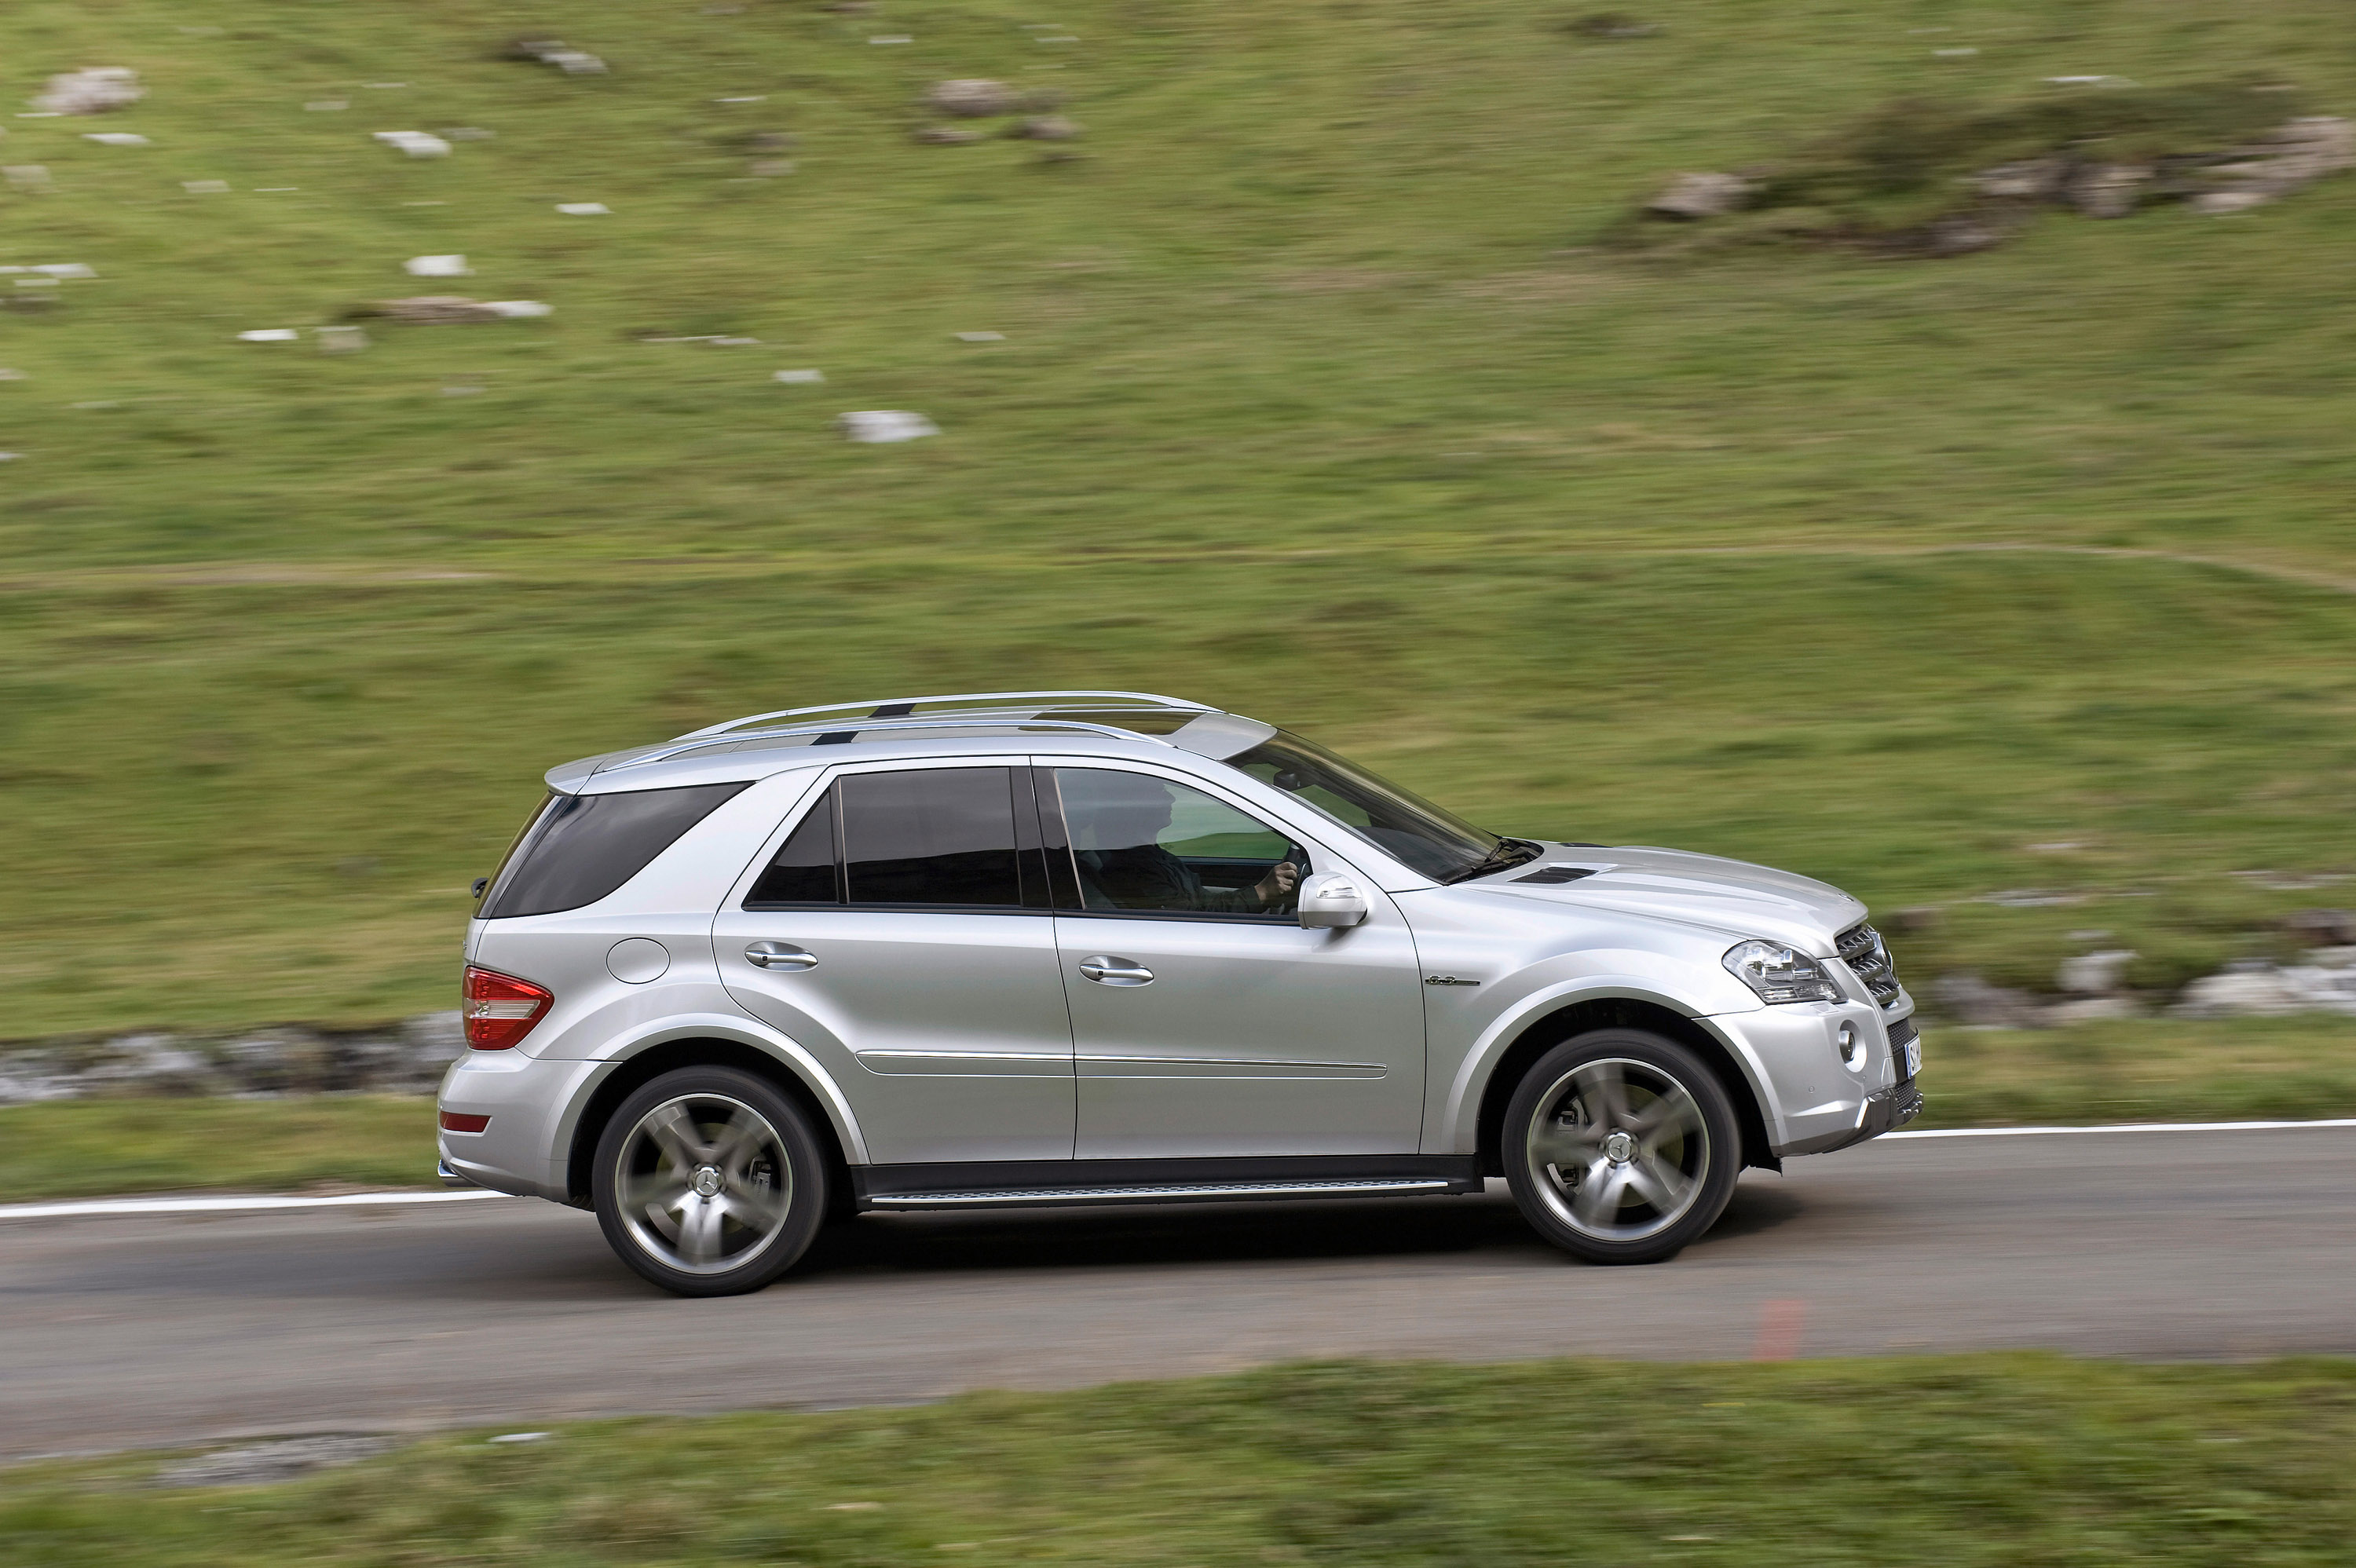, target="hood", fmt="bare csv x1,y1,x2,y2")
1470,843,1867,954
